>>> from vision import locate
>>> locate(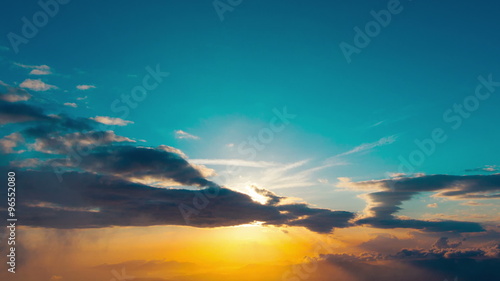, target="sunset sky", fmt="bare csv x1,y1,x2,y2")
0,1,499,281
